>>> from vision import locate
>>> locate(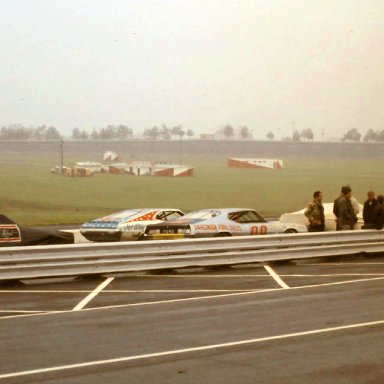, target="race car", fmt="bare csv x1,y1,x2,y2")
144,208,308,240
80,208,184,242
279,202,364,231
0,215,74,246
